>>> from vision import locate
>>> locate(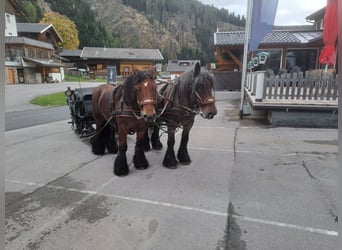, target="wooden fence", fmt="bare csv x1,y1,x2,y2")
246,70,338,103
213,71,242,91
